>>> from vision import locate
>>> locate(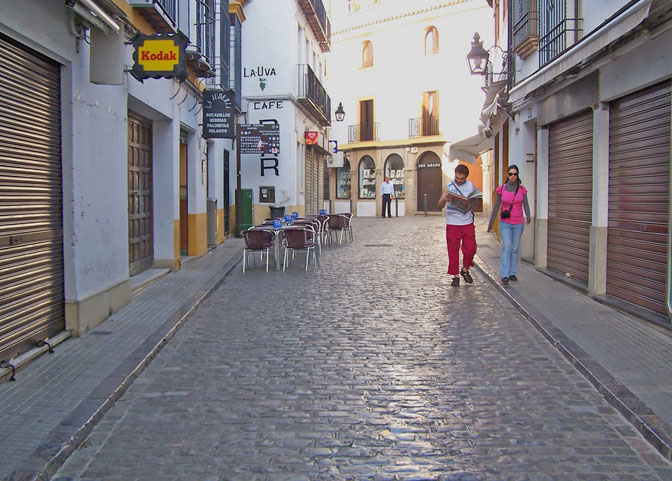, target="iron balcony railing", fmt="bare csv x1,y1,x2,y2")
512,9,539,51
158,0,176,21
409,117,439,138
348,123,380,142
298,0,332,51
297,64,331,127
538,0,582,67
